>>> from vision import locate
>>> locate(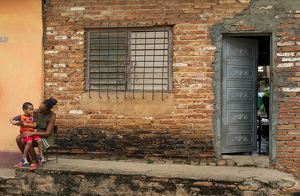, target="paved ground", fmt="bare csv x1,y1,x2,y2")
2,158,300,194
1,158,297,187
0,168,15,179
49,159,296,184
